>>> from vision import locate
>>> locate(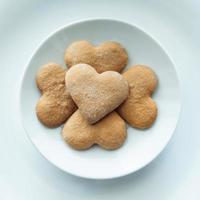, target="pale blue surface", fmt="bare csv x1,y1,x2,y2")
0,0,199,199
